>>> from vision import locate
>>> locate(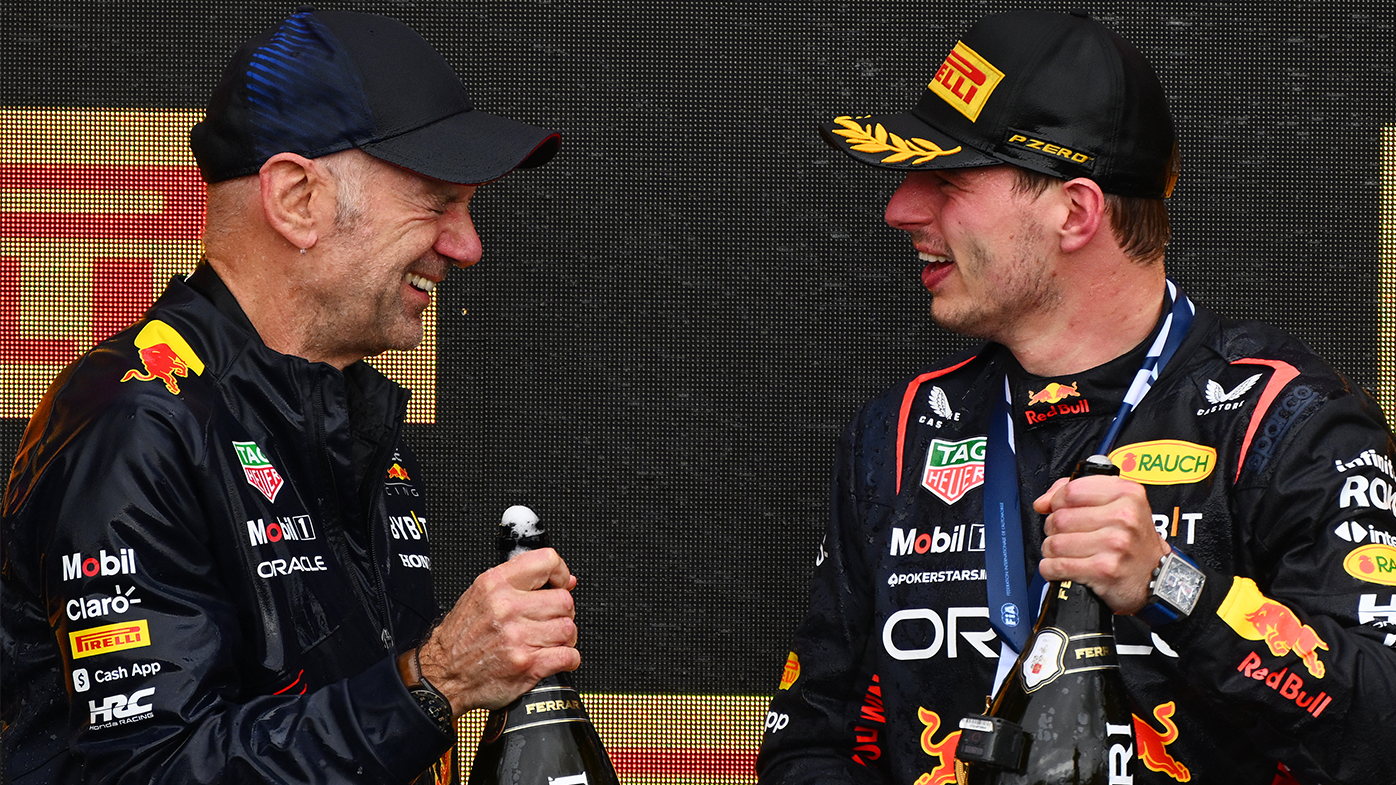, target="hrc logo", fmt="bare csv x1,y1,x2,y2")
929,41,1005,122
